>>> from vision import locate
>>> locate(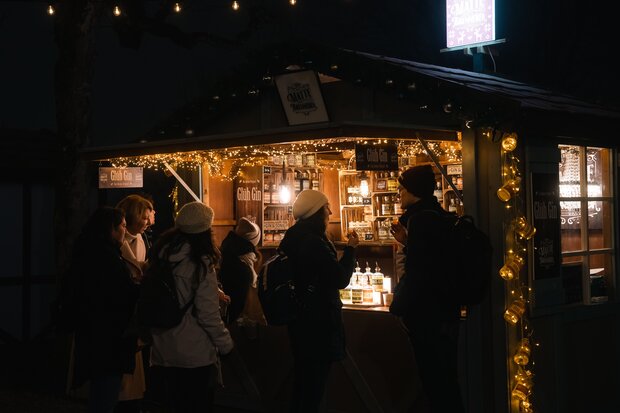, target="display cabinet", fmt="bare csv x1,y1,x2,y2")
338,170,401,242
261,155,322,246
